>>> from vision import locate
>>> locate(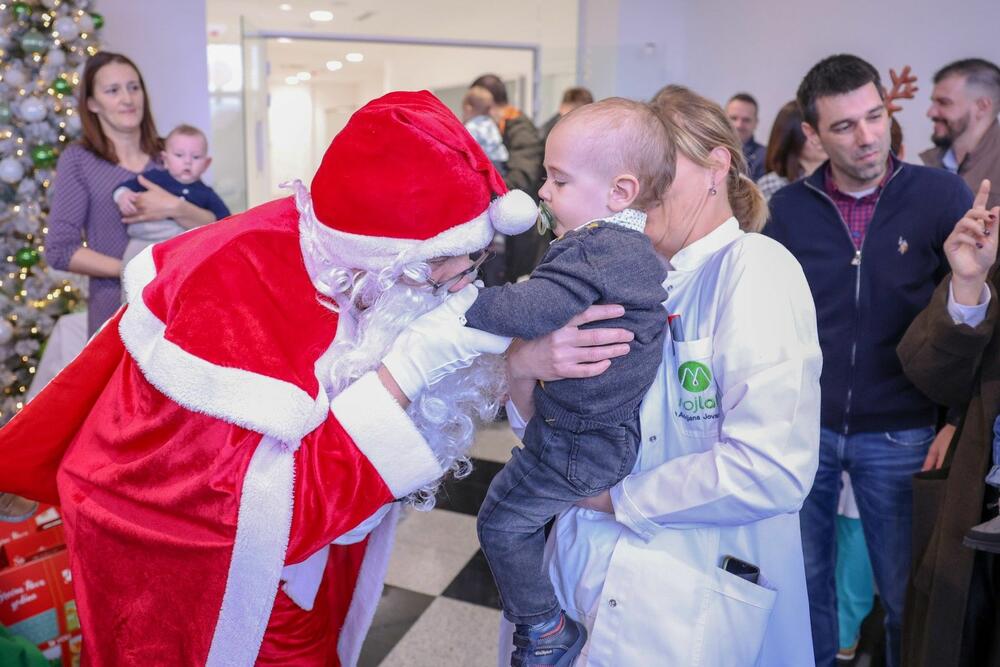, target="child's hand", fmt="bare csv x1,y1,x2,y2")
117,190,139,217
